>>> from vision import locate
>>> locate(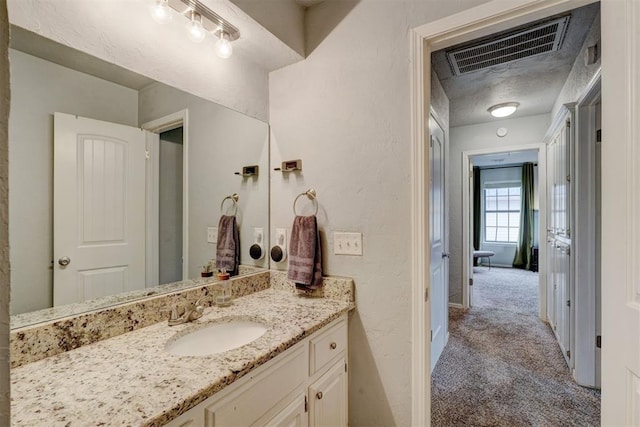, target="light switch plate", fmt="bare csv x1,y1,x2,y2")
207,227,218,244
275,228,287,249
334,232,363,255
